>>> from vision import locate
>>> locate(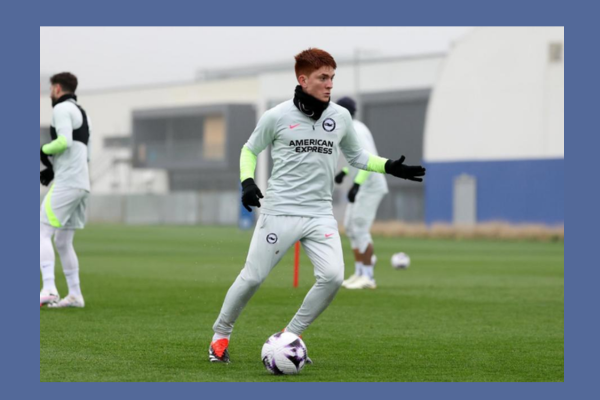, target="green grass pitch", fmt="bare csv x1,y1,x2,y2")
40,225,564,382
